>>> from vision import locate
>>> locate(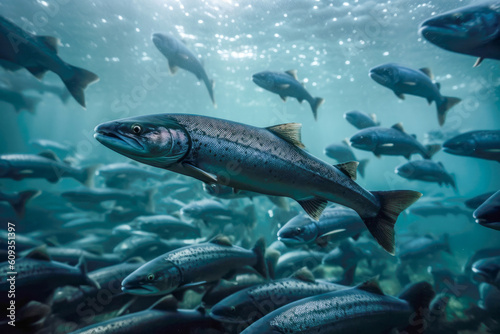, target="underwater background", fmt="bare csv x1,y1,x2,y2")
0,0,499,333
